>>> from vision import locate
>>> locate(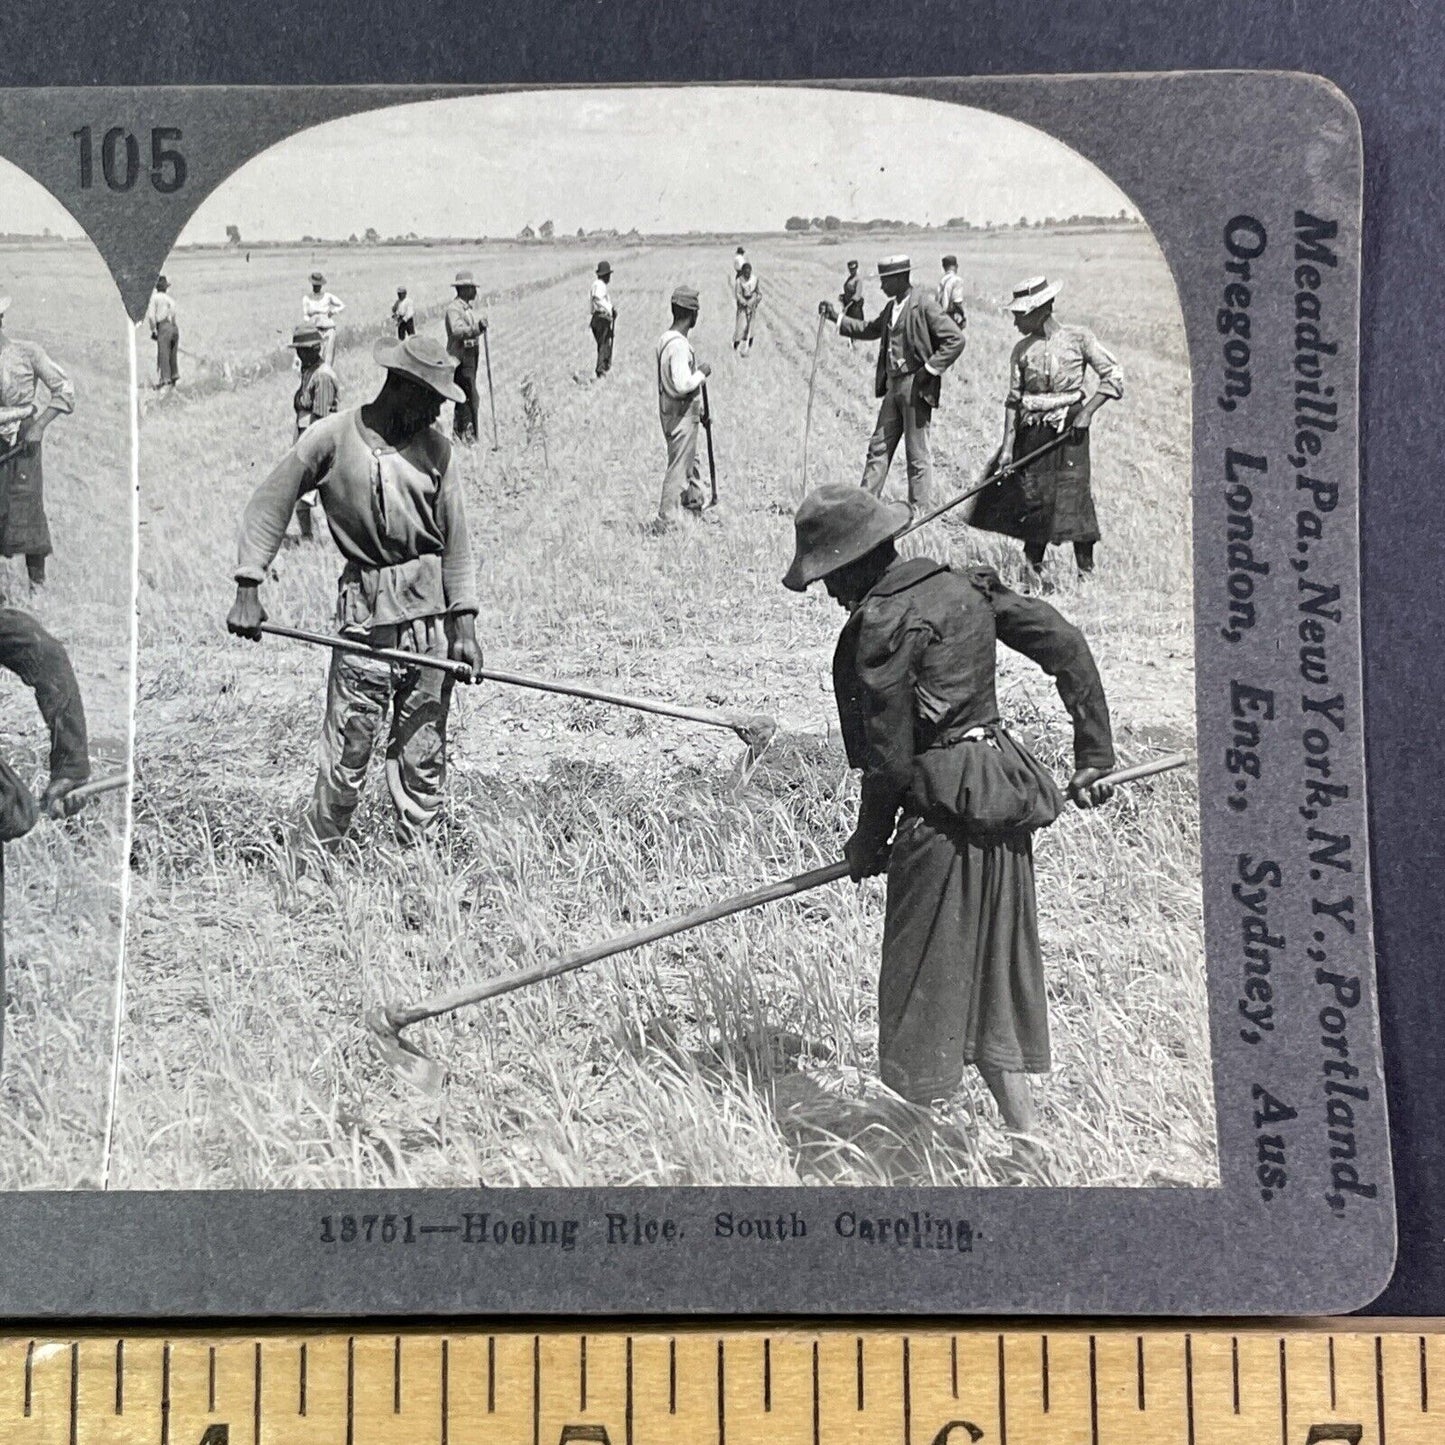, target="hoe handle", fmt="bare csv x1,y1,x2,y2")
257,623,749,733
392,860,853,1029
